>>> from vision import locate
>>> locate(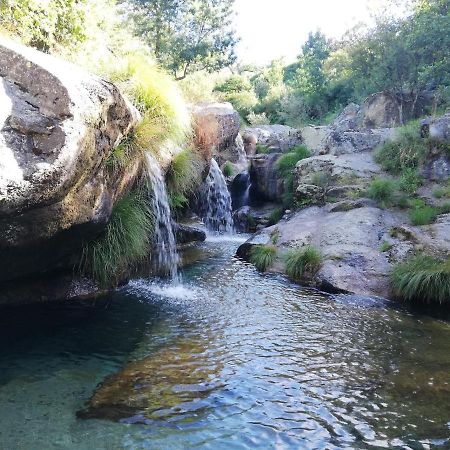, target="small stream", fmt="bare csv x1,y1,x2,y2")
0,237,449,449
